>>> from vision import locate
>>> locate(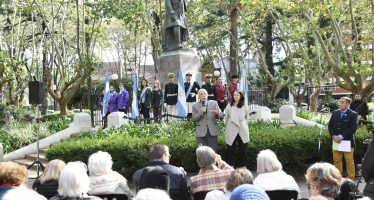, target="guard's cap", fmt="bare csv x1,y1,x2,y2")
168,73,175,78
205,74,213,78
186,72,192,76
